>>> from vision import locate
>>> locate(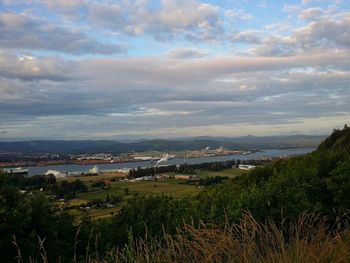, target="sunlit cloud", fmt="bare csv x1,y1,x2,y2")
0,0,349,139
